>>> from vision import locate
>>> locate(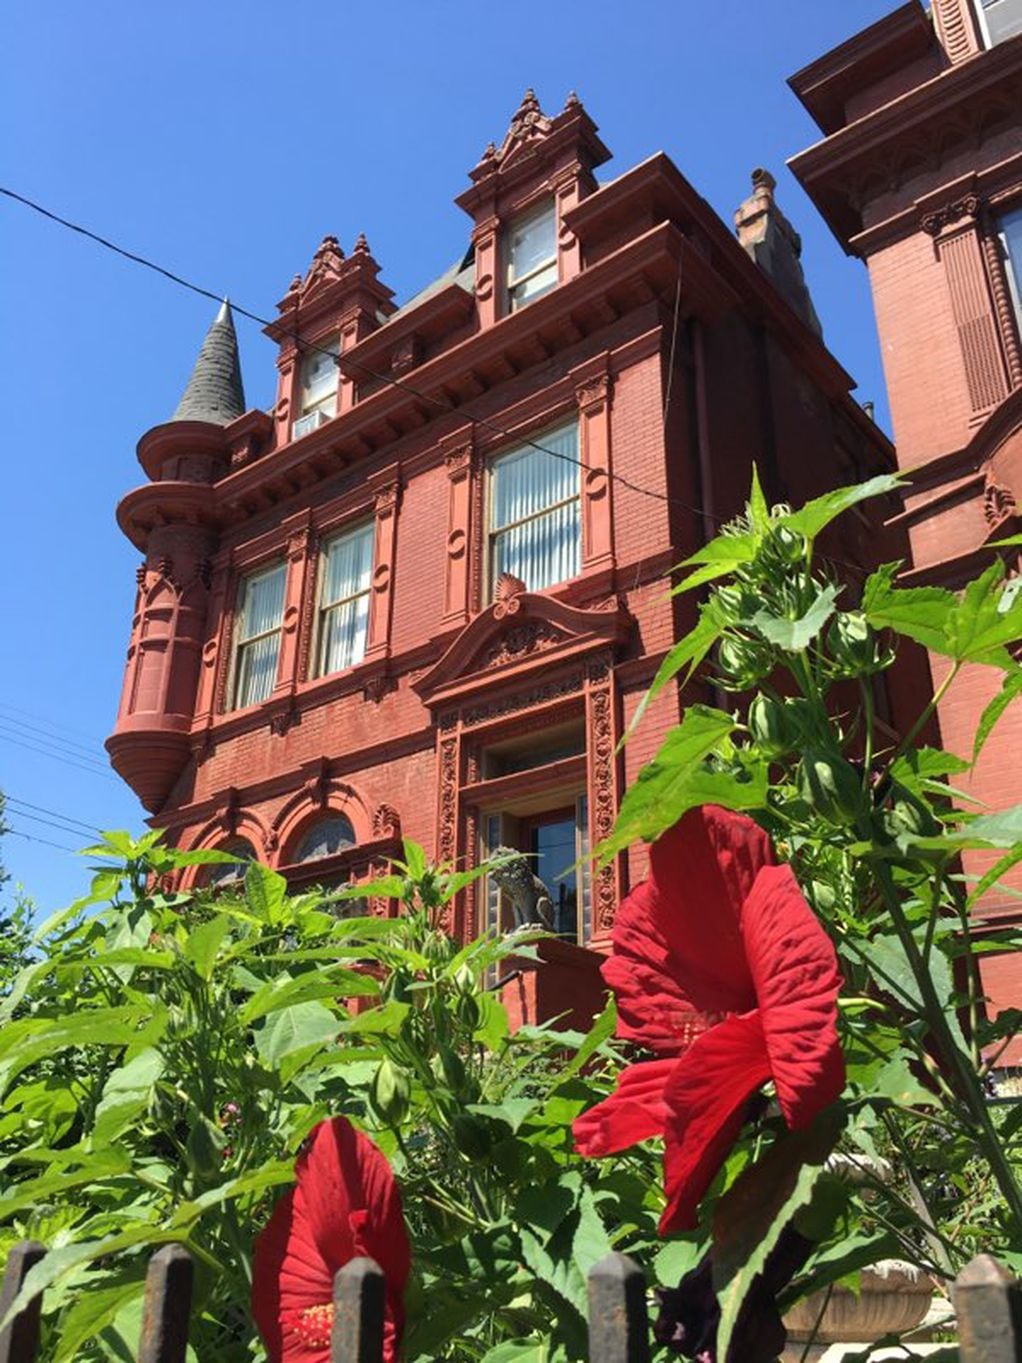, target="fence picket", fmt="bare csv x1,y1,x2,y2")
331,1256,385,1363
0,1240,44,1363
954,1253,1022,1363
587,1252,650,1363
137,1244,193,1363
